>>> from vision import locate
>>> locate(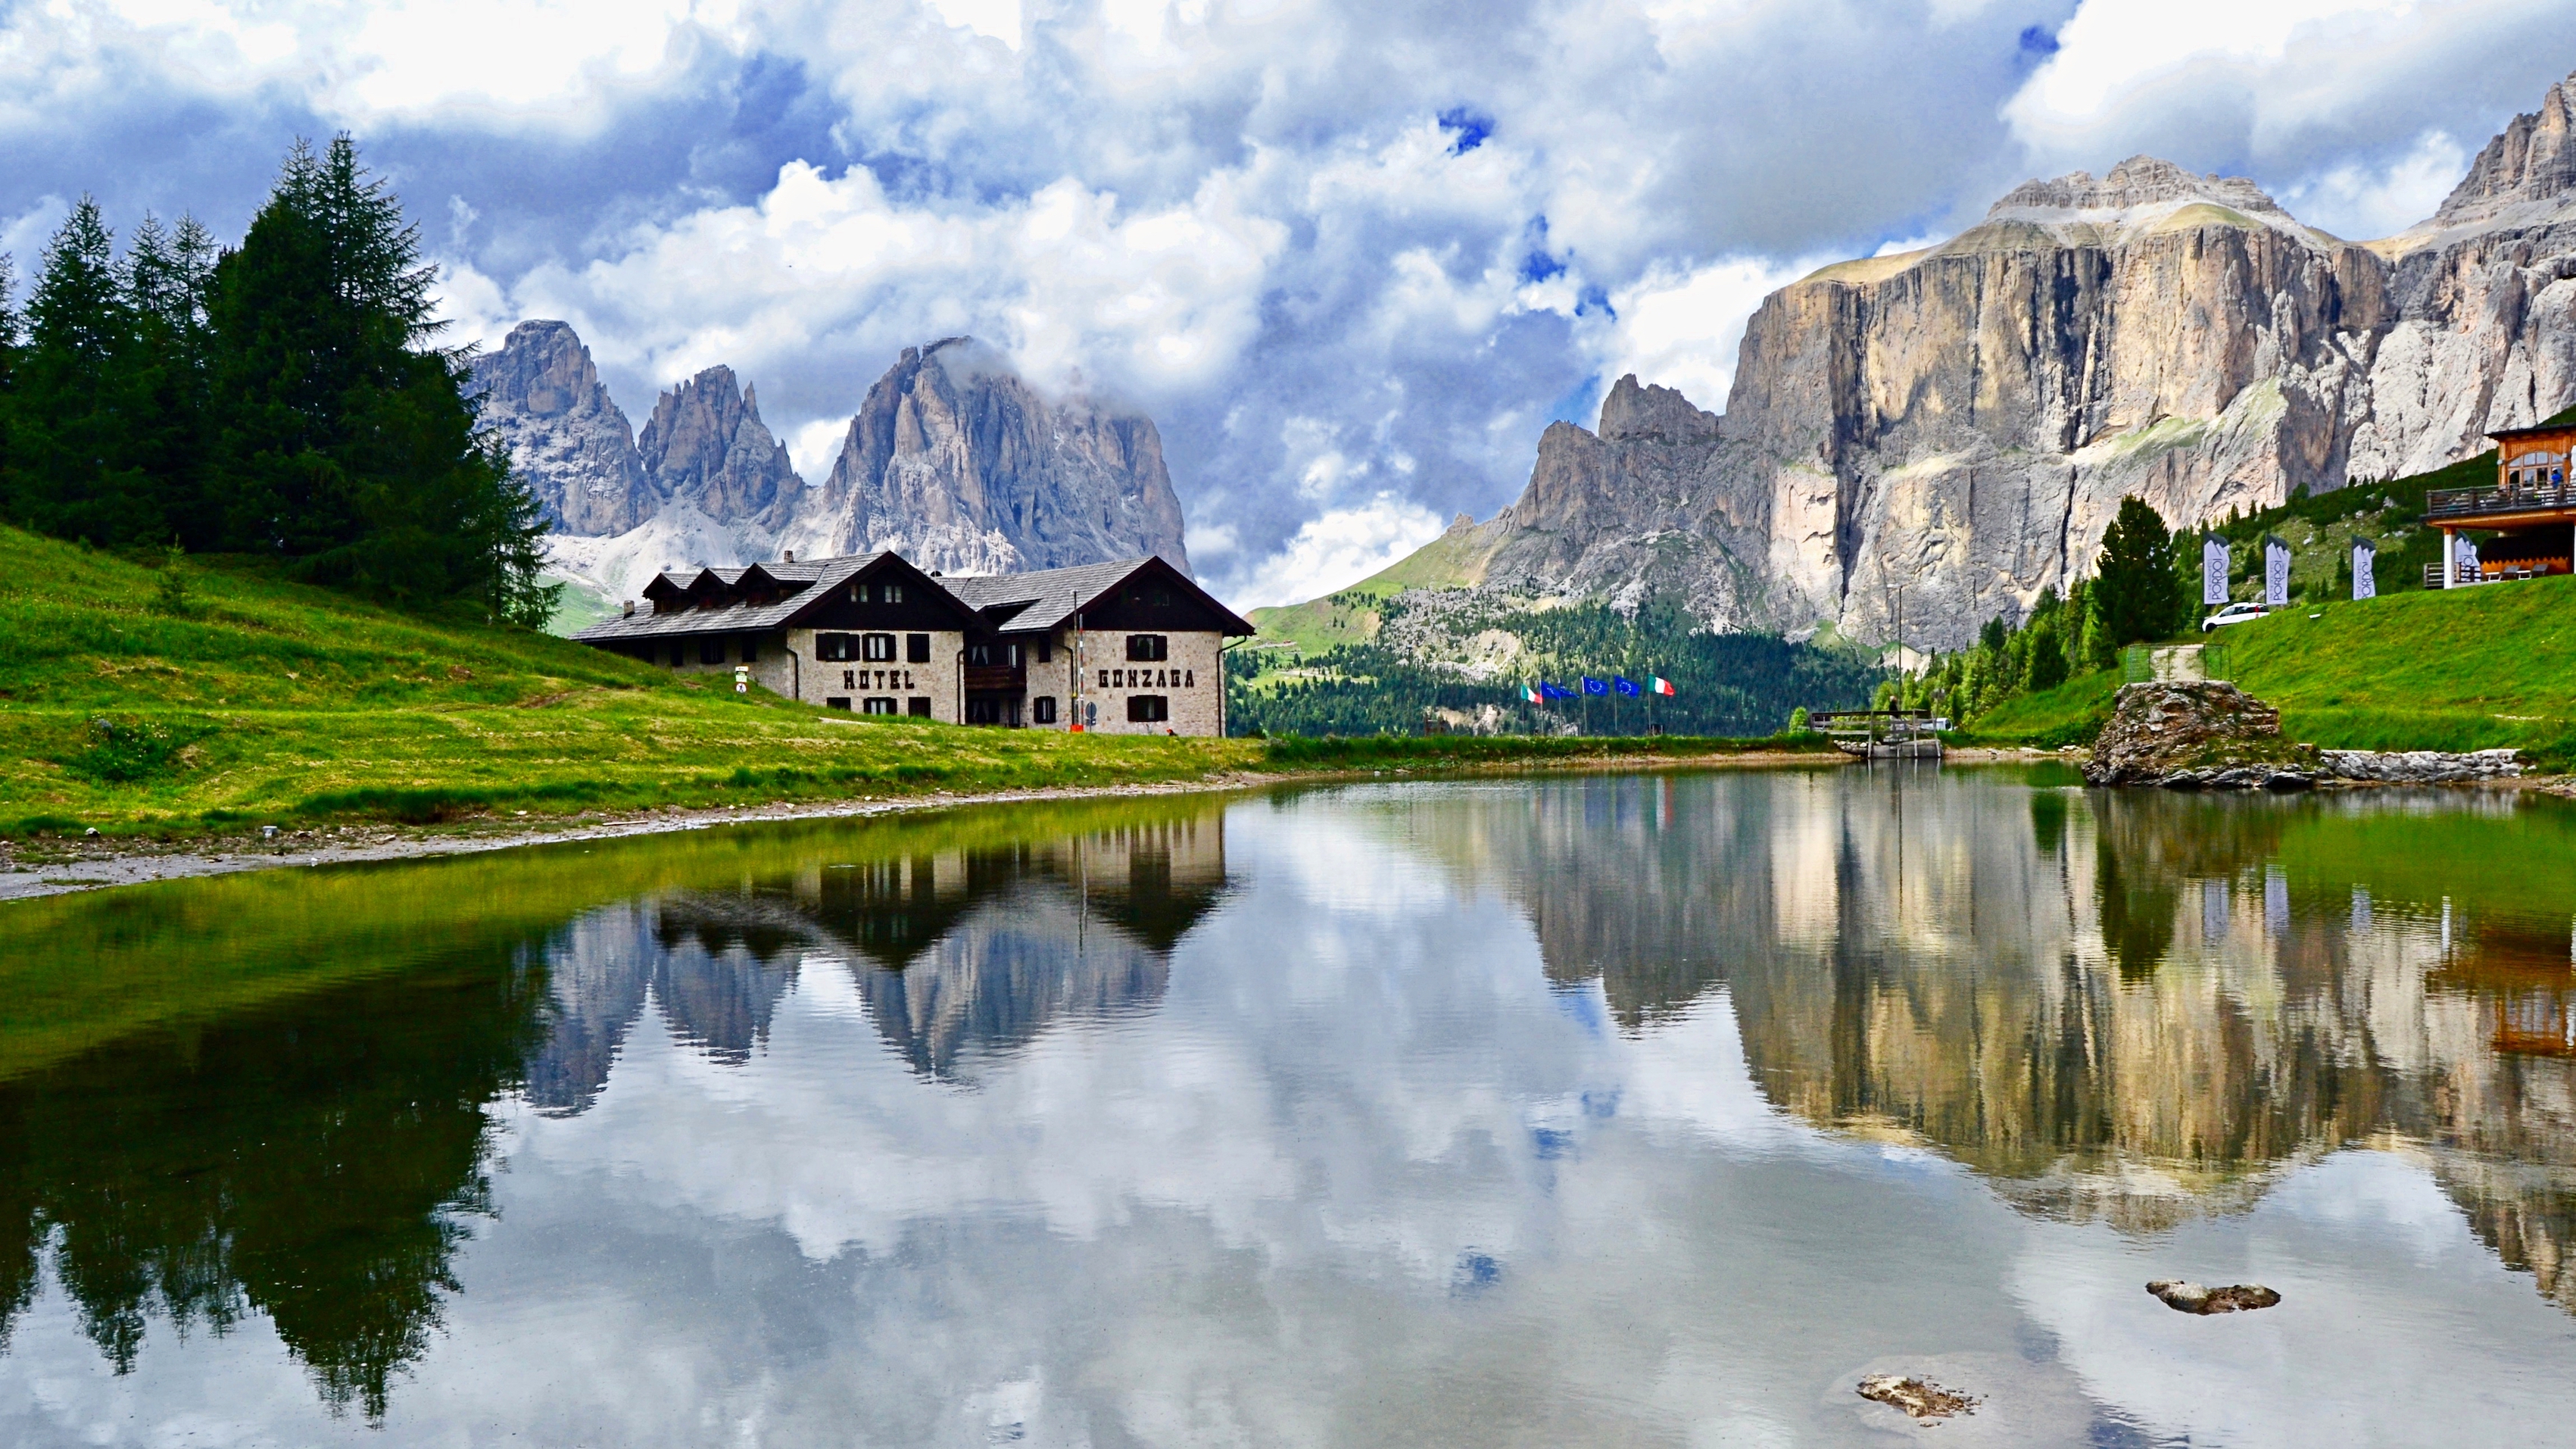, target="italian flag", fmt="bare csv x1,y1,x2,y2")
1649,676,1676,697
1523,684,1543,704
